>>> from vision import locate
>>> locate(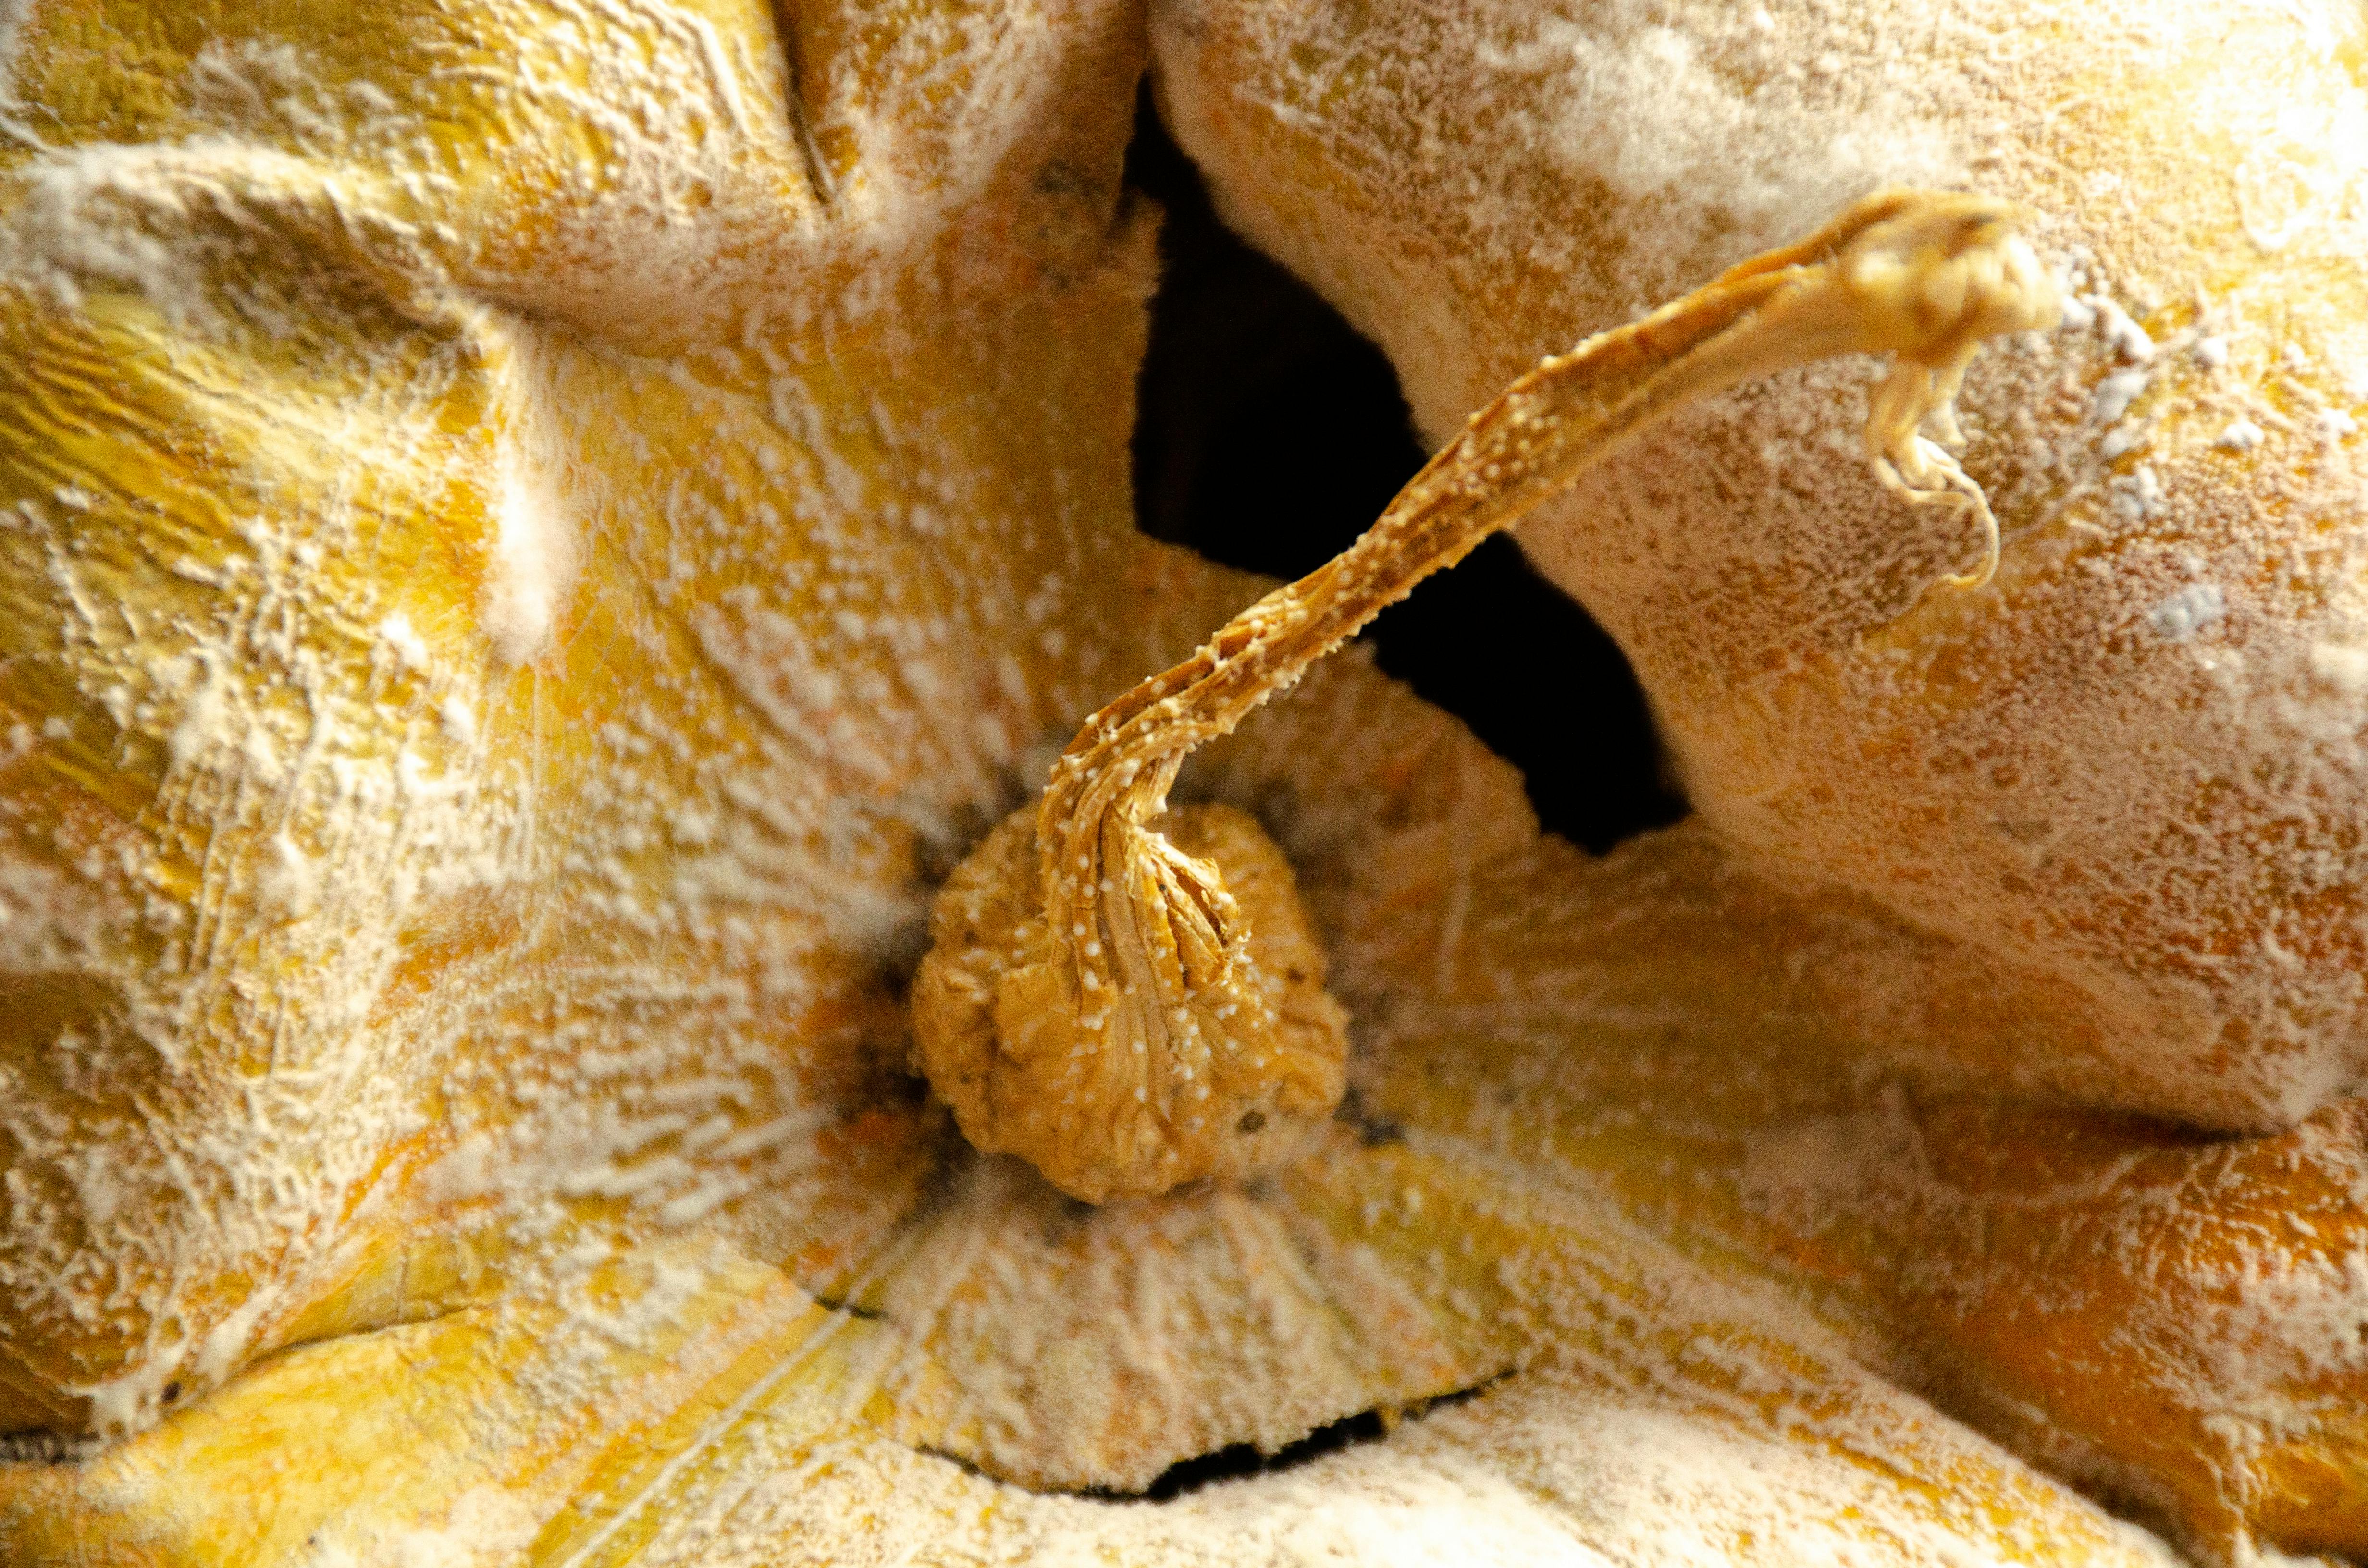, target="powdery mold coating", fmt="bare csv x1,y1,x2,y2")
914,187,2051,1206
0,0,1185,1444
1155,0,2368,1134
0,0,2362,1562
0,0,1584,1497
913,802,1349,1202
